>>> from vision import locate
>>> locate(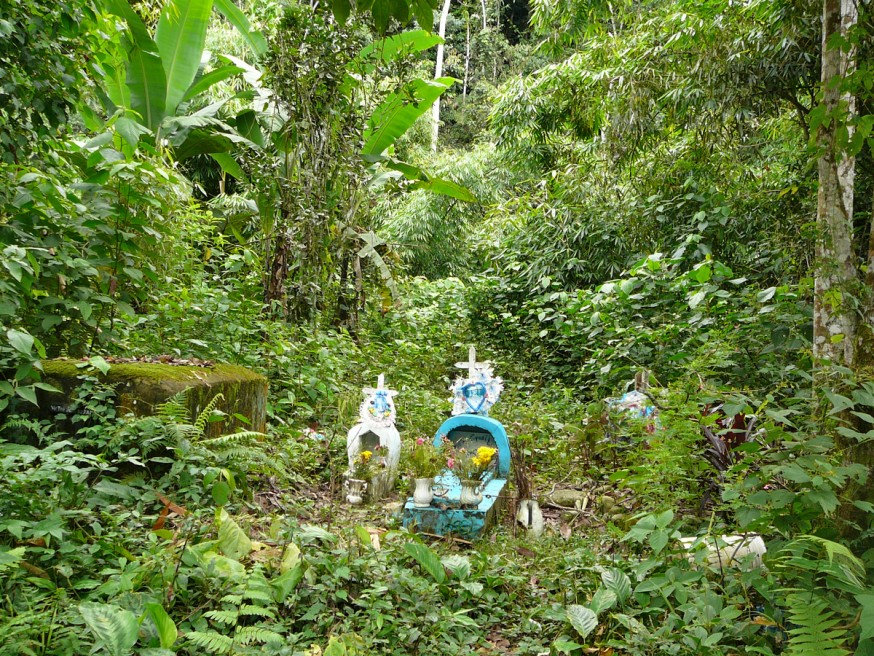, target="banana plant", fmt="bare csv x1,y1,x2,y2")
94,0,266,157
